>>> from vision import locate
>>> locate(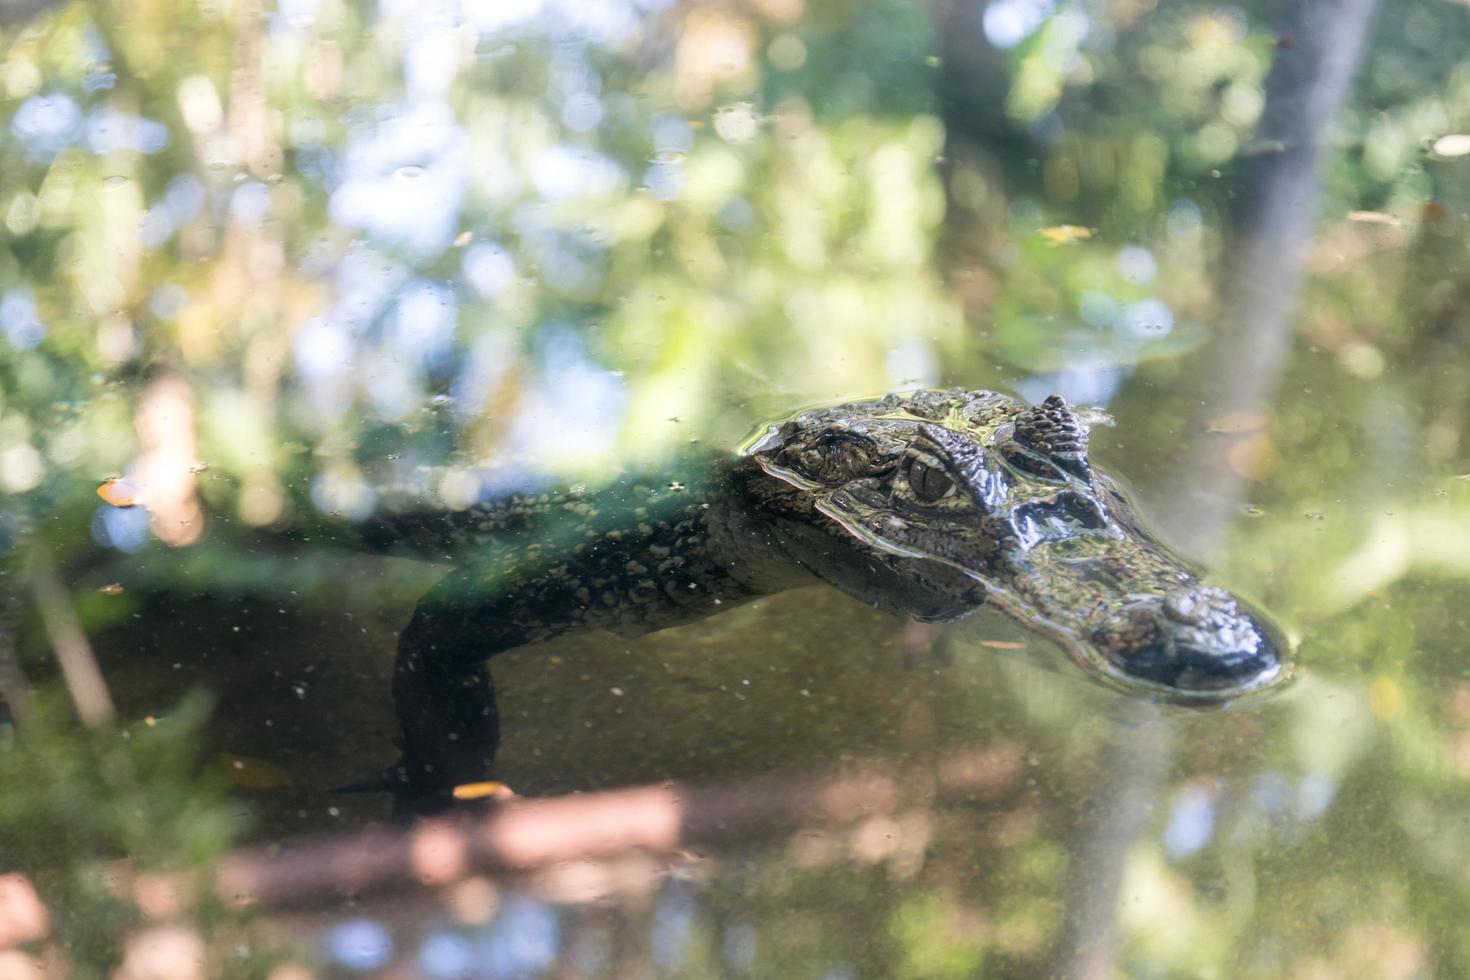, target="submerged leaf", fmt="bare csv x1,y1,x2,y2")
218,753,293,790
